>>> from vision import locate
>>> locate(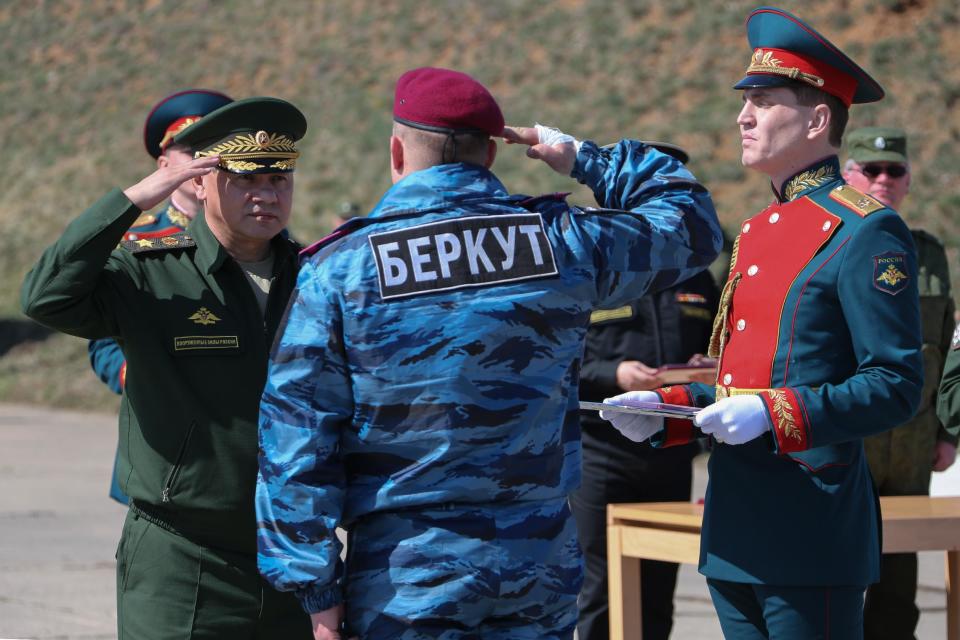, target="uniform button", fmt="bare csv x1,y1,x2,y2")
747,265,759,276
742,222,751,233
737,319,746,331
723,373,733,385
822,220,832,231
769,212,780,223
